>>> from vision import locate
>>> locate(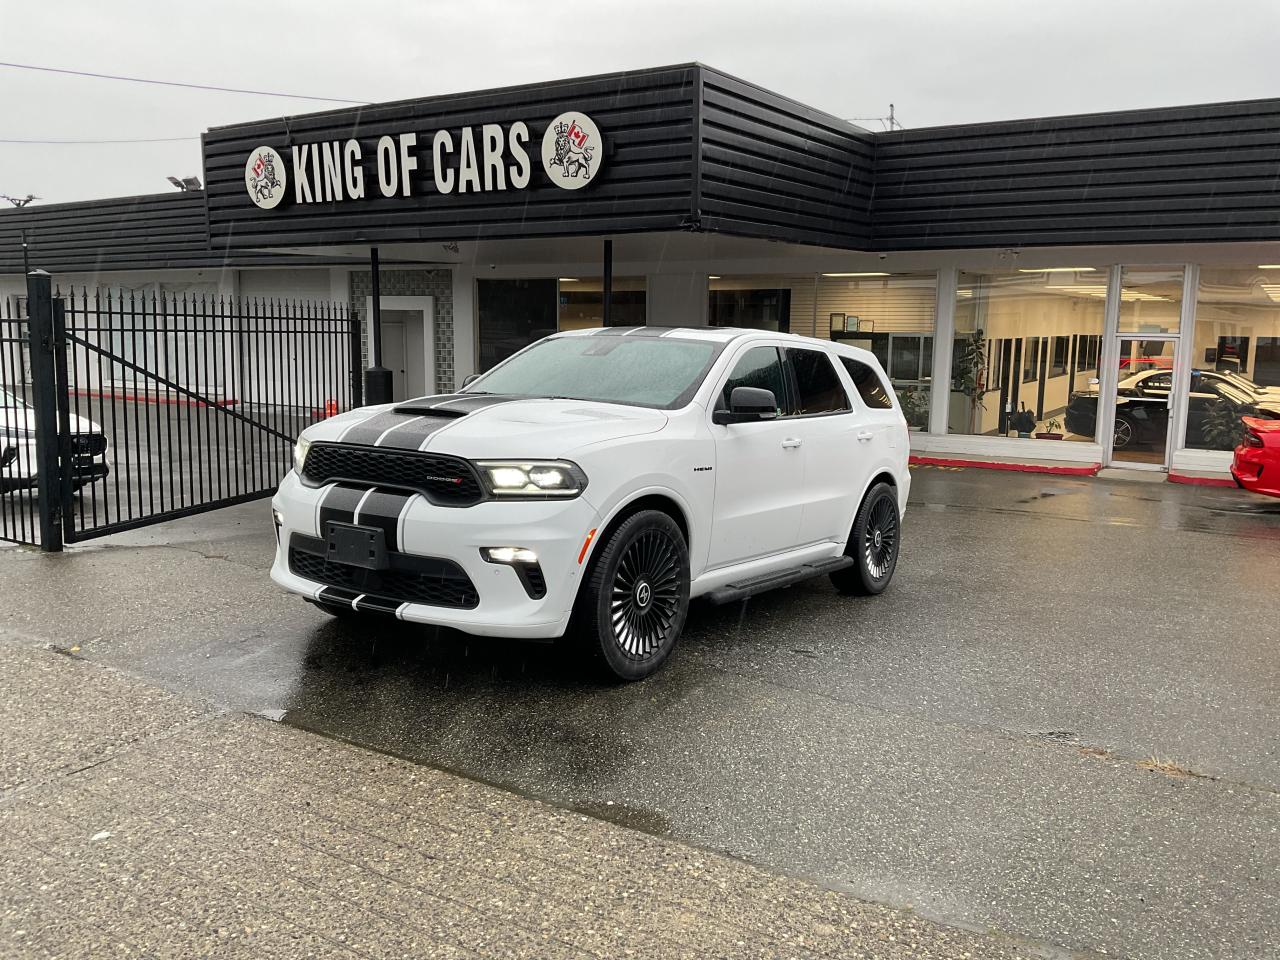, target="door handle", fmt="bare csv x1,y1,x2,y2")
781,438,803,449
857,431,874,442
